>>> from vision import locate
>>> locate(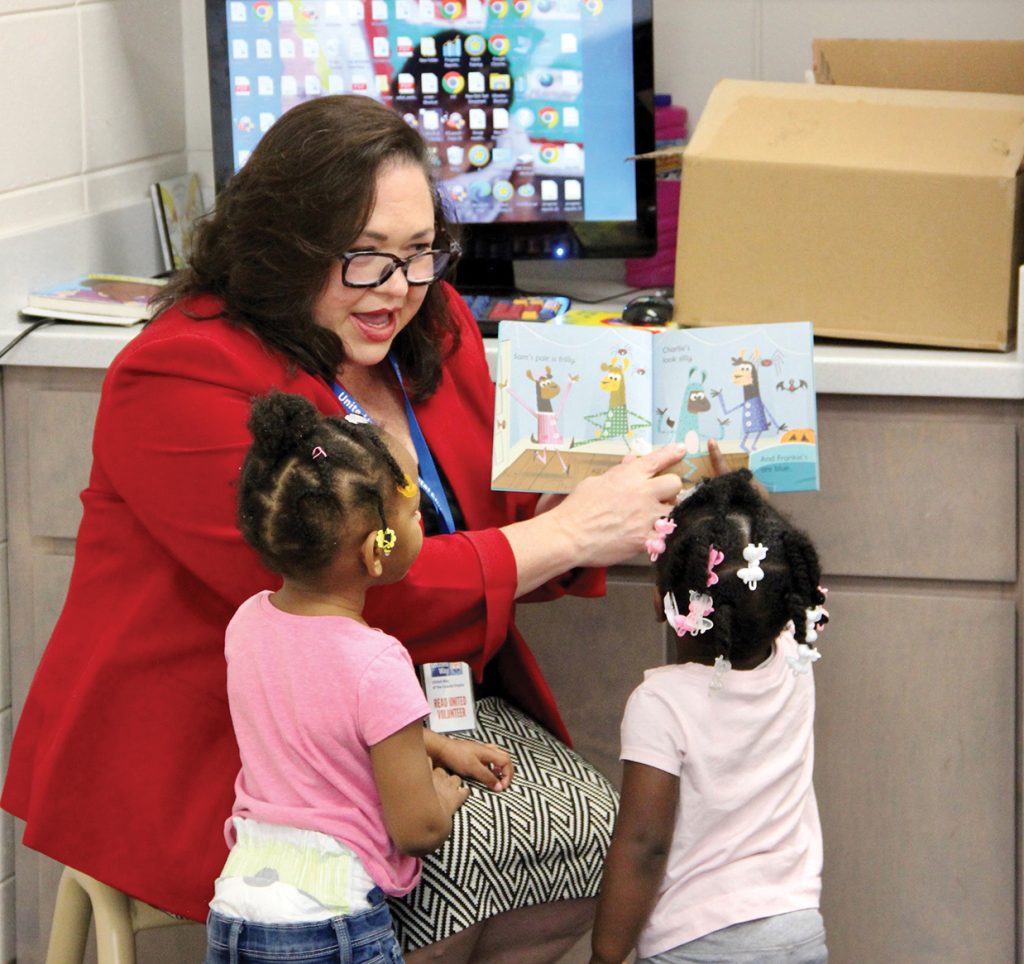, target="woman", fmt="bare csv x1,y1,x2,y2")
2,95,688,962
